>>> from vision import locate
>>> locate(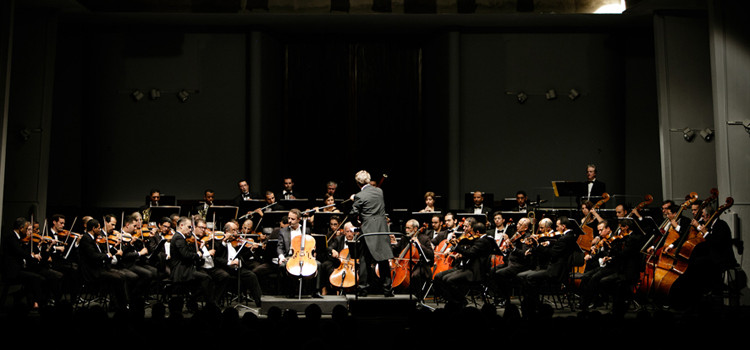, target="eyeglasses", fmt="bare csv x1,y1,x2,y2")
197,226,207,229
